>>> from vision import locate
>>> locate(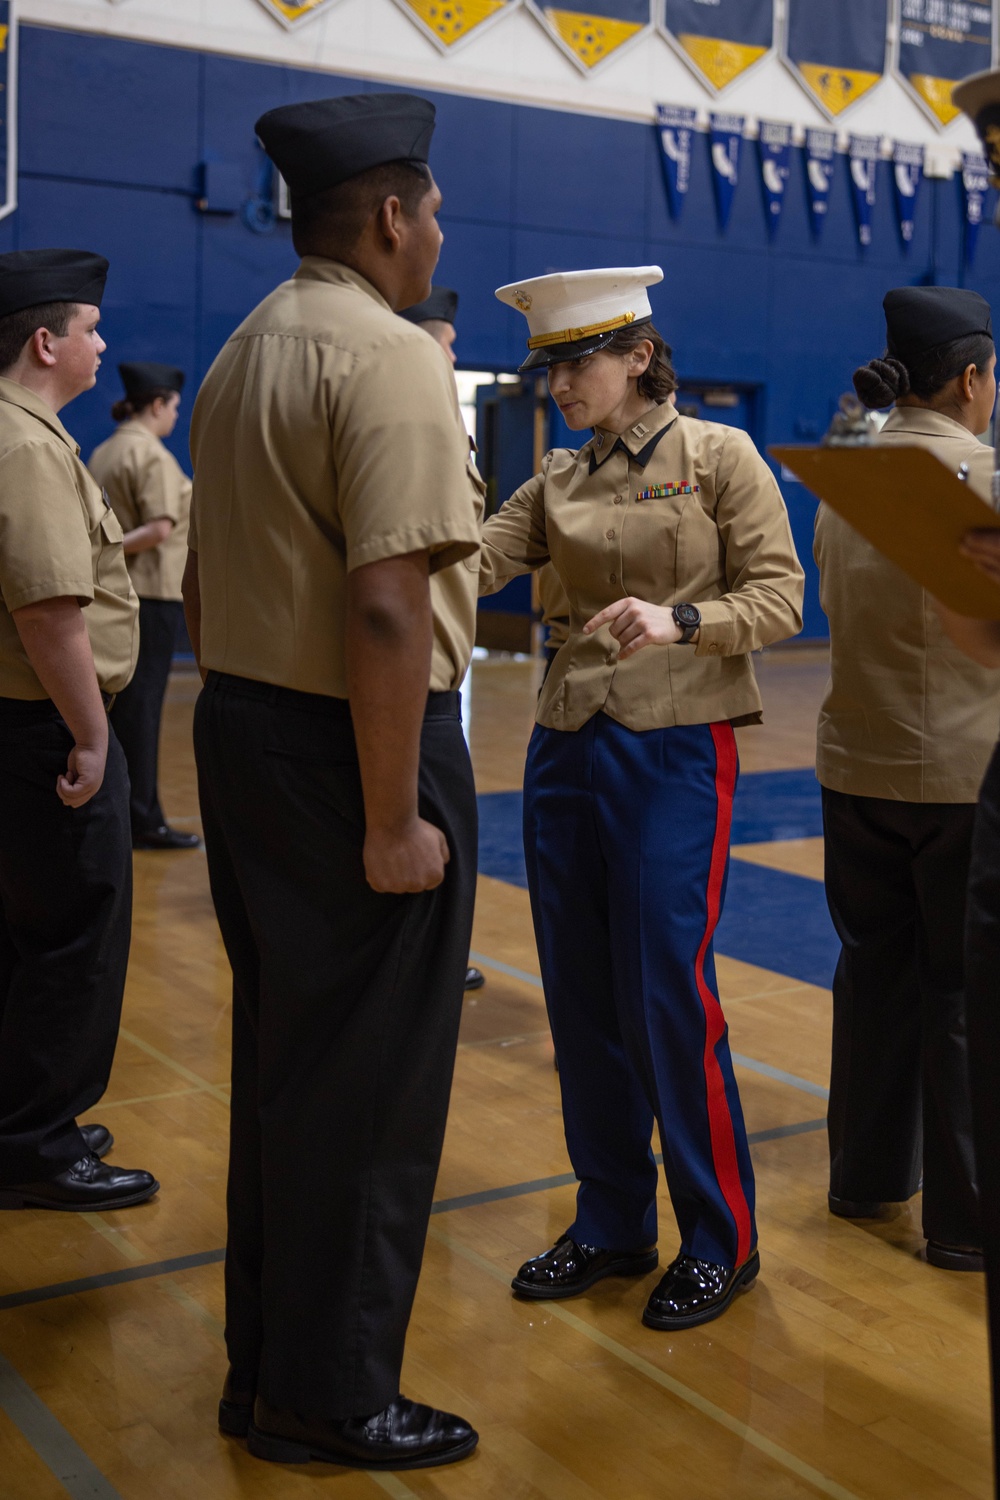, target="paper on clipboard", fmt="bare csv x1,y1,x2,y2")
770,443,1000,618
